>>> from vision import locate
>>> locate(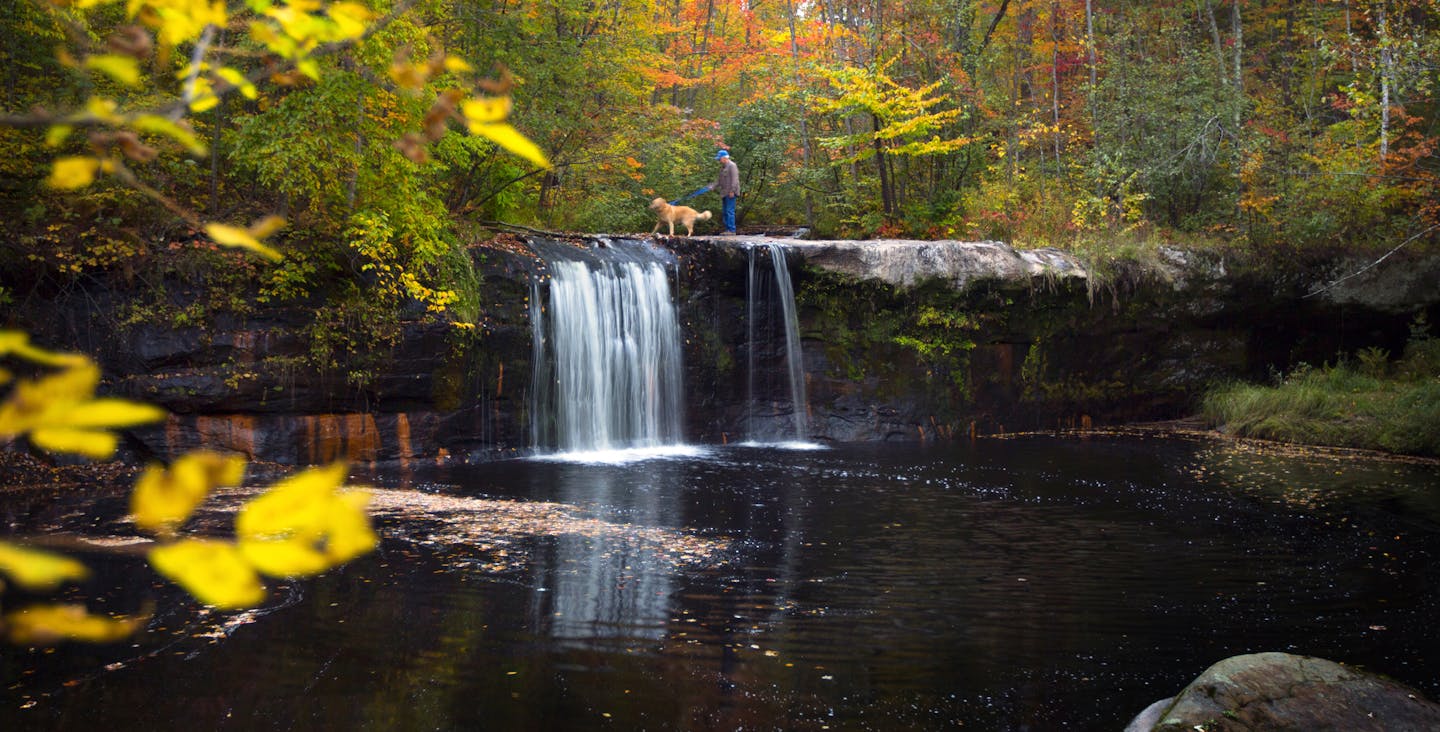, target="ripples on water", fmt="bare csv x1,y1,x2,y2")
4,436,1440,730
